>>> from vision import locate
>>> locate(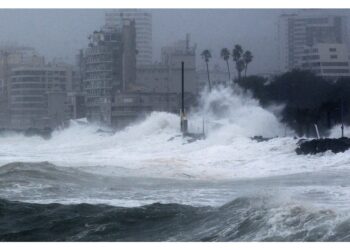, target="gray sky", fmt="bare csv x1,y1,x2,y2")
0,9,348,74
